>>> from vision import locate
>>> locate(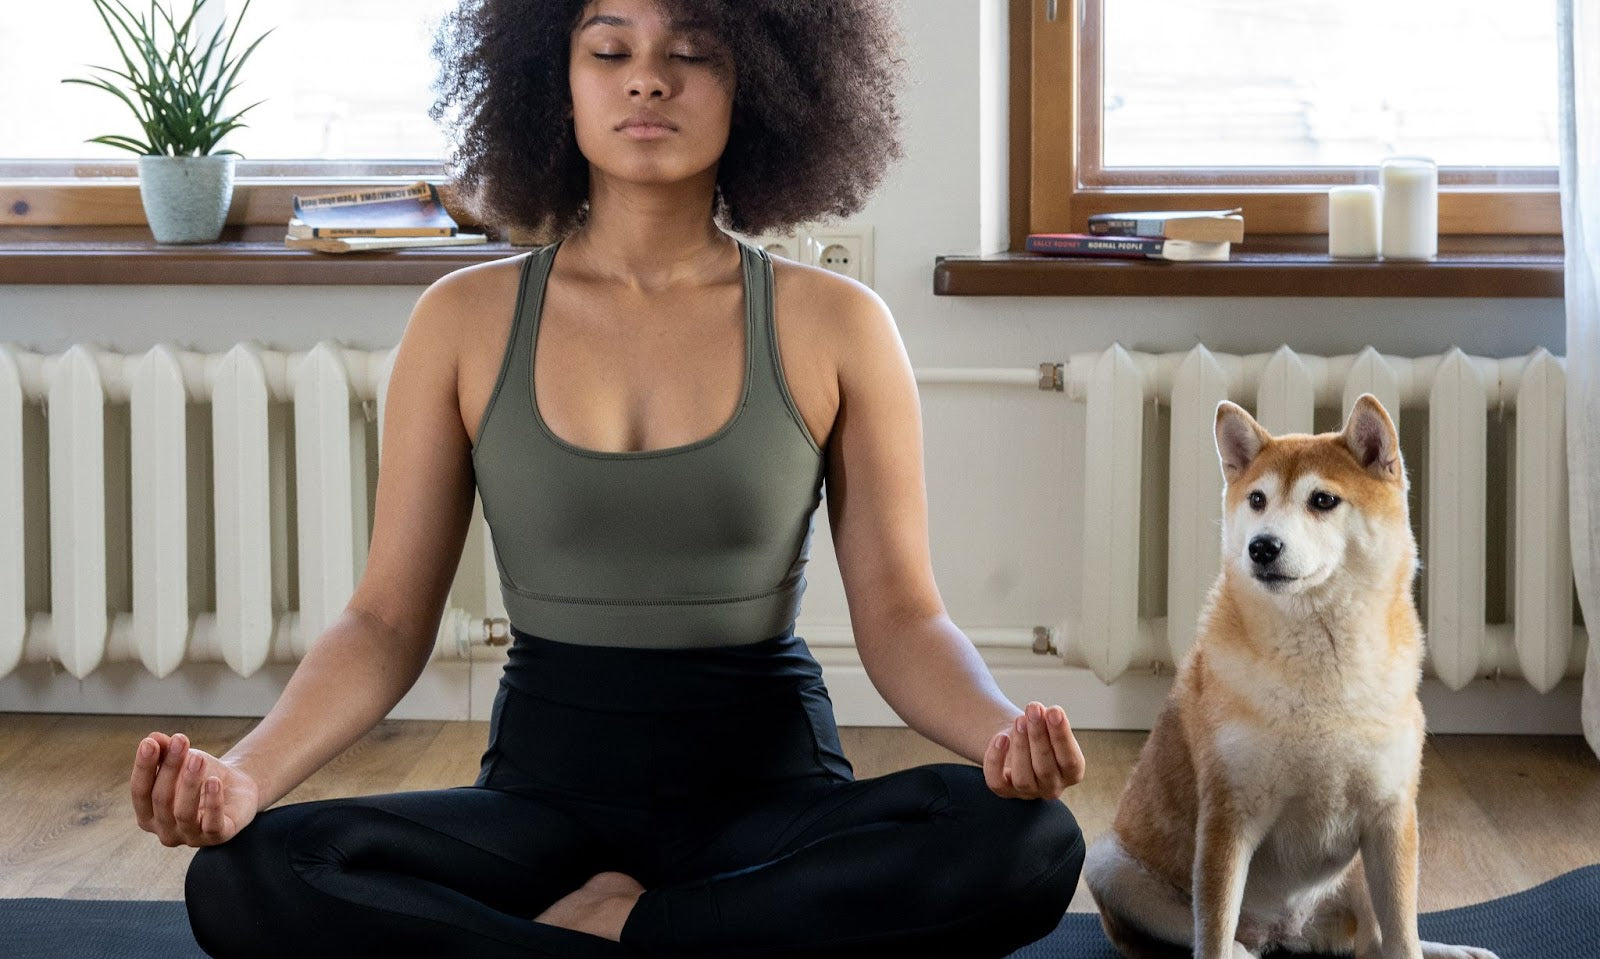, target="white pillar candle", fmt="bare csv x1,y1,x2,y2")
1328,185,1380,258
1380,156,1438,260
